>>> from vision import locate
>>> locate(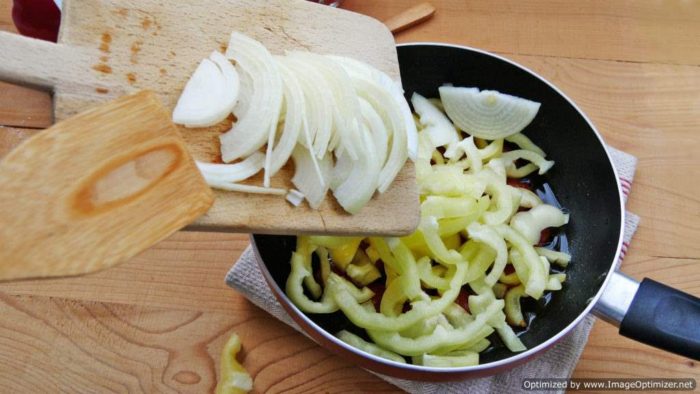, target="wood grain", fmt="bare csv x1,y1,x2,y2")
0,0,699,392
0,232,248,313
0,81,52,128
0,0,420,236
0,91,214,281
0,0,13,33
346,0,700,66
0,293,397,393
0,125,37,157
